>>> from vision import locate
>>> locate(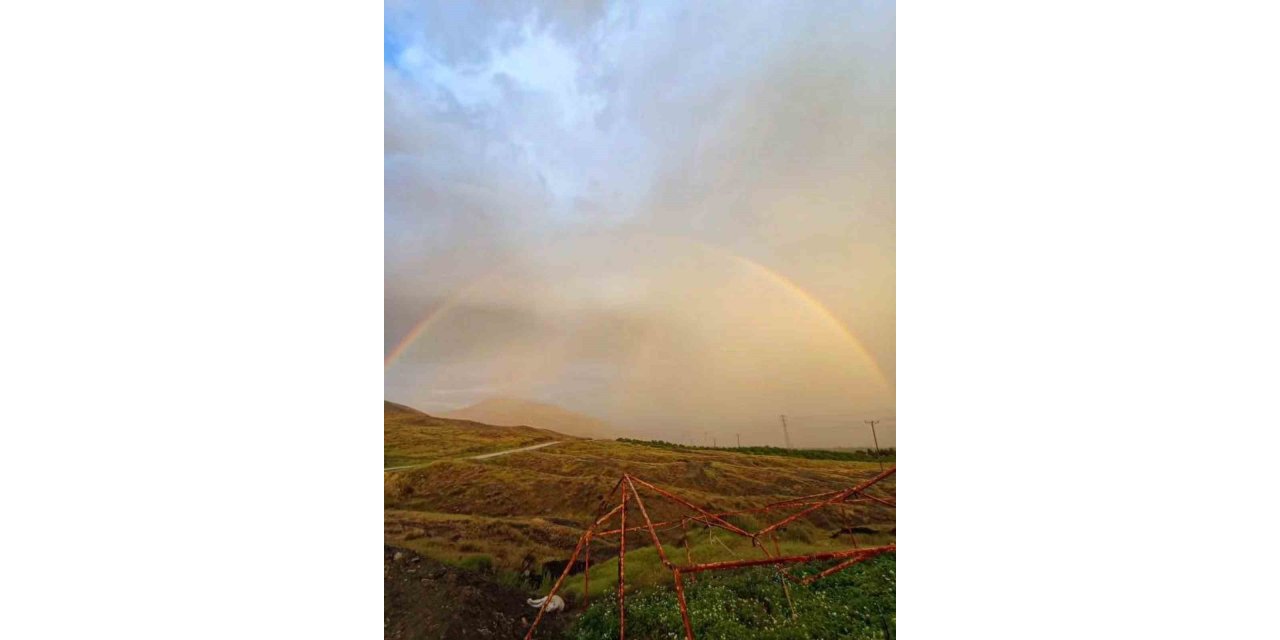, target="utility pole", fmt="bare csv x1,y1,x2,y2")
736,433,741,448
865,420,883,471
779,415,792,449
